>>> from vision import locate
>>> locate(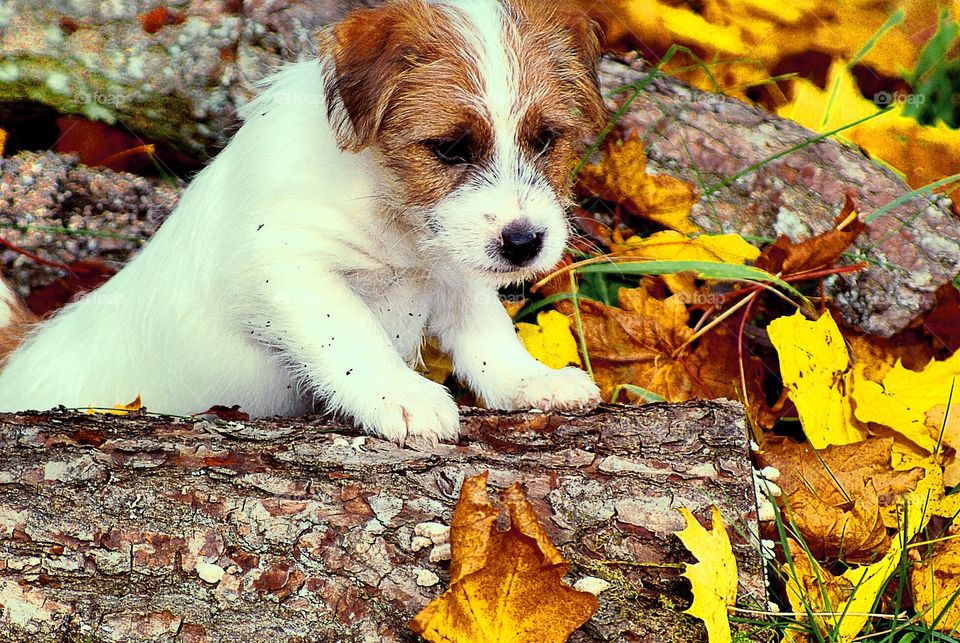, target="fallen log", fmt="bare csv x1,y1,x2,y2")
0,400,764,642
